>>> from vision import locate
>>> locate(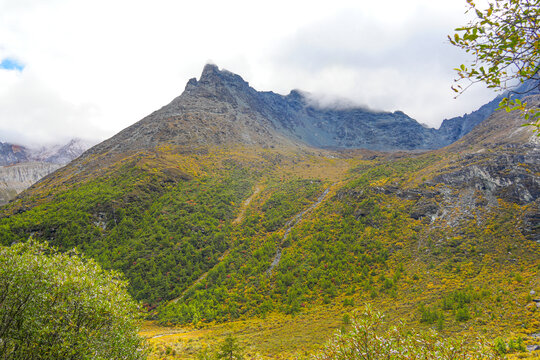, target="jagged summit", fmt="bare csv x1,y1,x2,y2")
84,64,527,159
85,65,294,157
185,64,244,90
